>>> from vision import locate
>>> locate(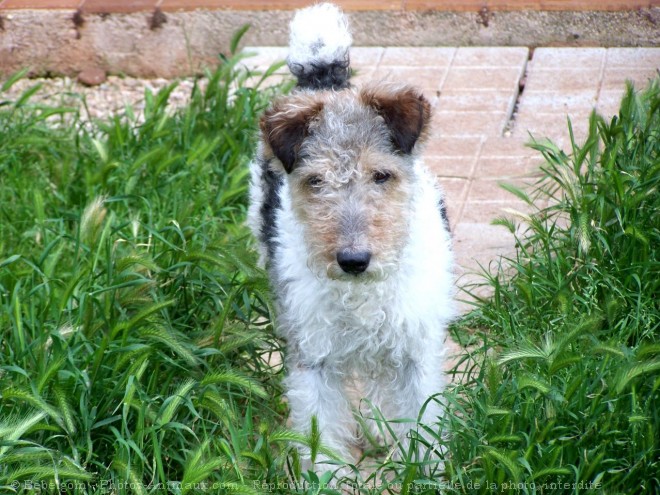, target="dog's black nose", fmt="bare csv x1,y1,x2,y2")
337,250,371,275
